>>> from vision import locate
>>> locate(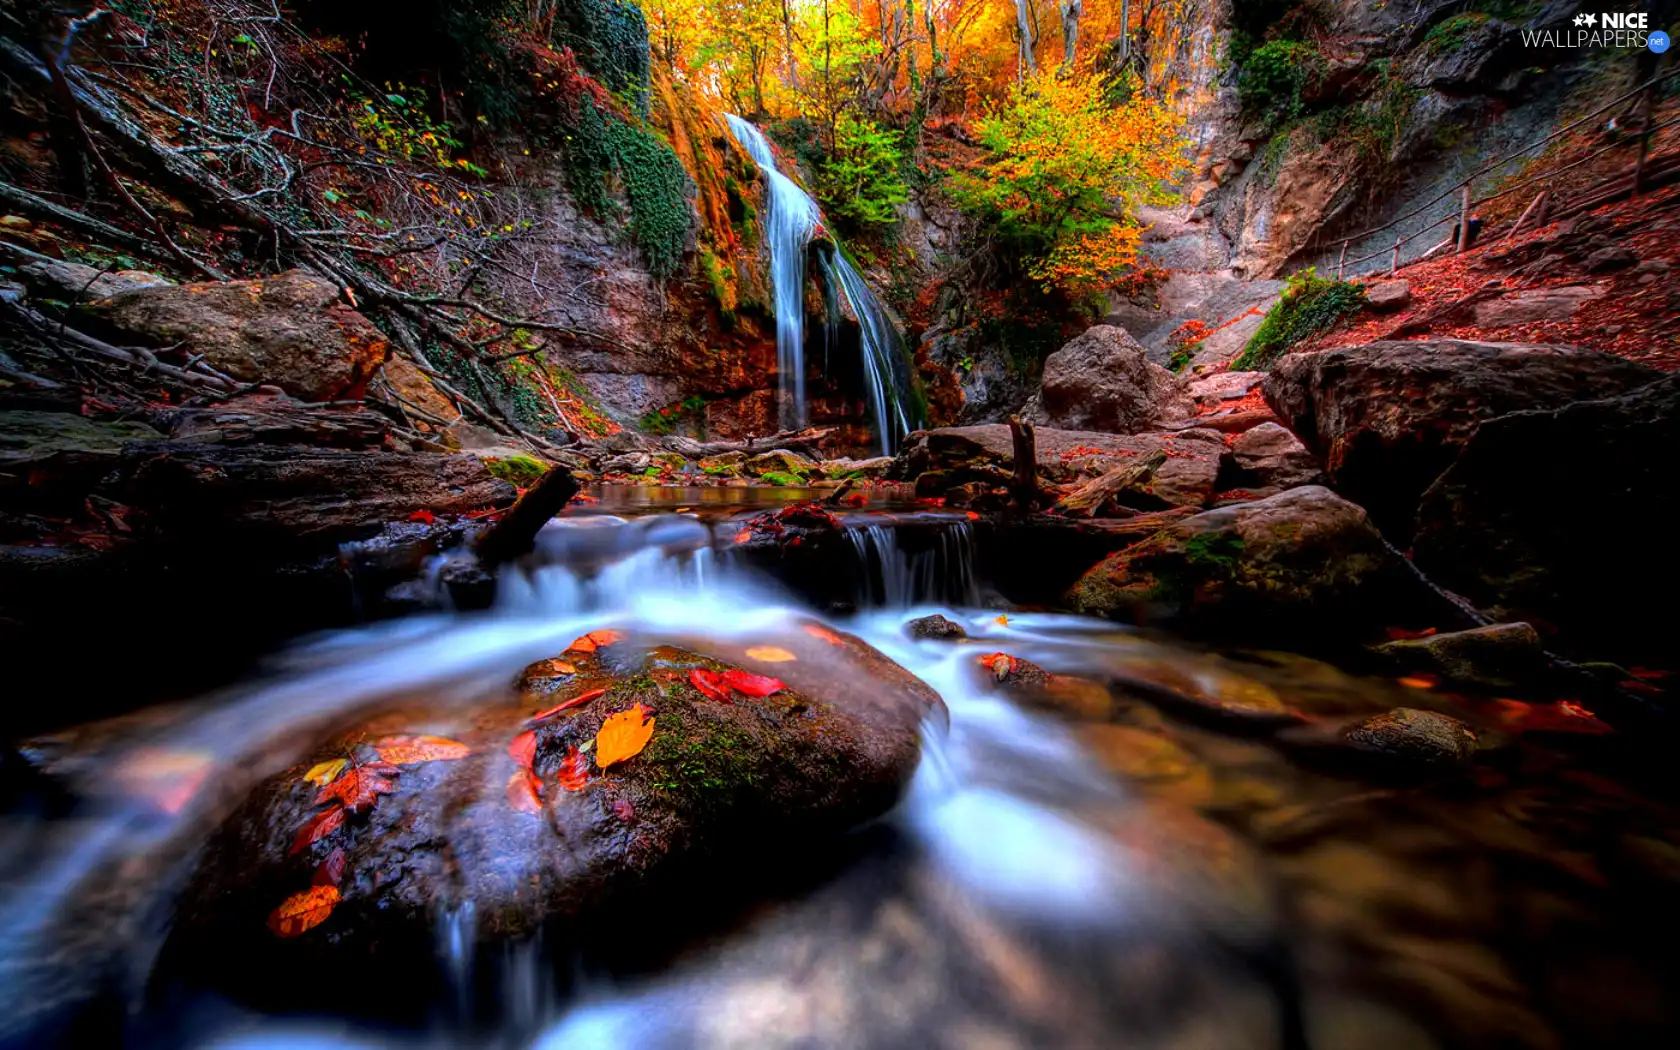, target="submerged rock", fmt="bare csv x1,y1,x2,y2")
86,269,391,403
167,623,934,1016
1263,340,1658,538
1373,623,1545,689
1065,486,1406,636
1025,325,1194,433
972,651,1115,720
905,613,967,641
